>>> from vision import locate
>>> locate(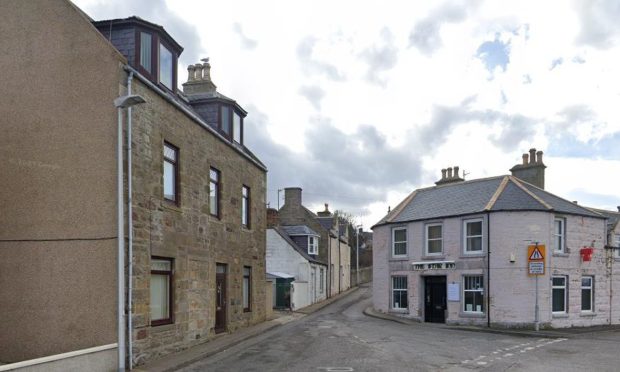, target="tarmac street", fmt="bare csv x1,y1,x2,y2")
179,284,620,372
